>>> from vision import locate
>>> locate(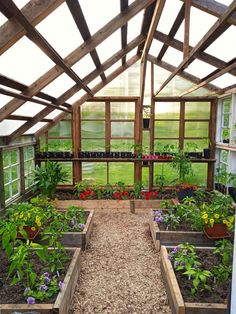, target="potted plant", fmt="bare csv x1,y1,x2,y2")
33,161,68,200
143,106,150,129
170,150,195,200
200,194,234,239
222,128,230,143
228,173,236,202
